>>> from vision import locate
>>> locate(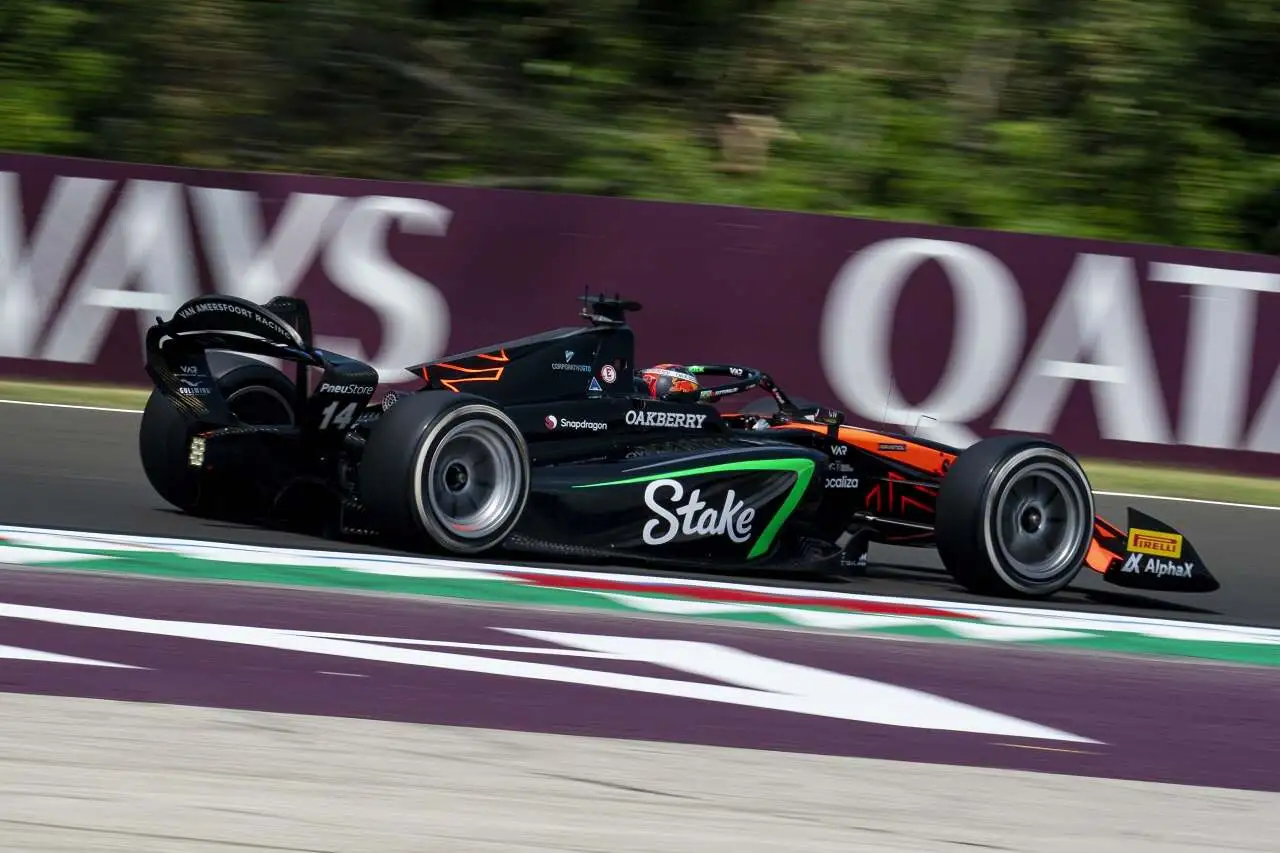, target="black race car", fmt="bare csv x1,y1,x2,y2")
139,293,1219,599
